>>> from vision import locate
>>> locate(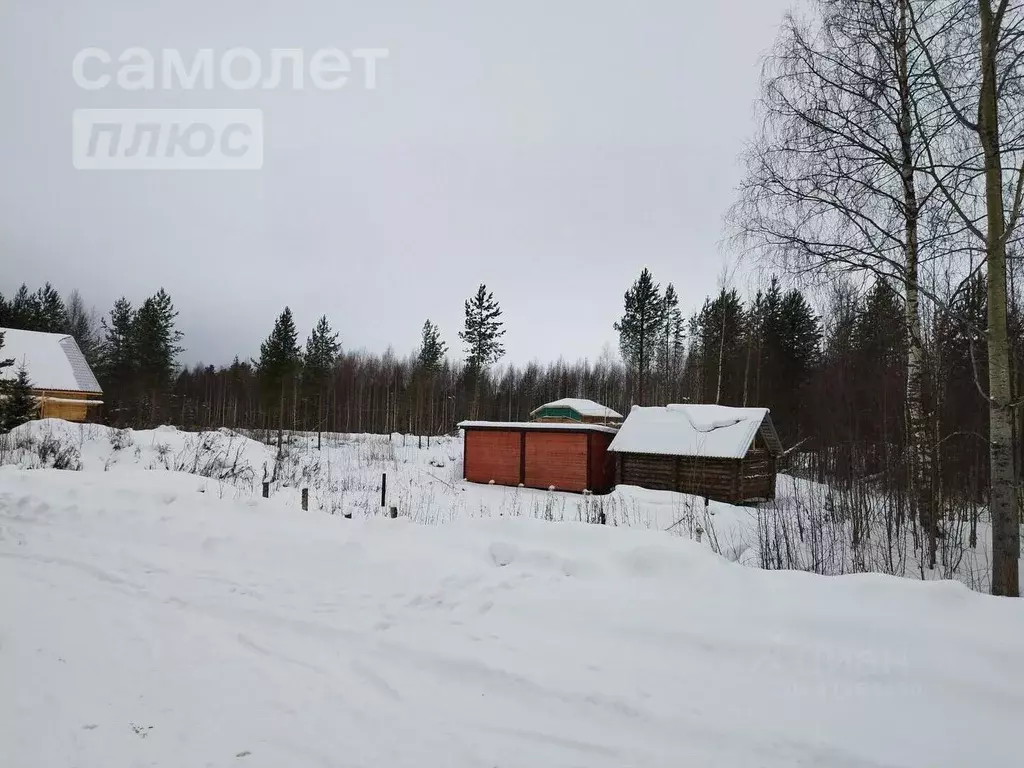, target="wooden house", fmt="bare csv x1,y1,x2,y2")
529,398,623,425
459,420,618,493
0,328,103,422
608,404,782,503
